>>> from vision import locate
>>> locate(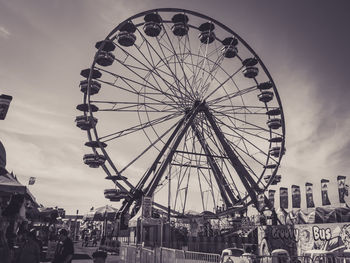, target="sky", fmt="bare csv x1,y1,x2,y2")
0,0,350,215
